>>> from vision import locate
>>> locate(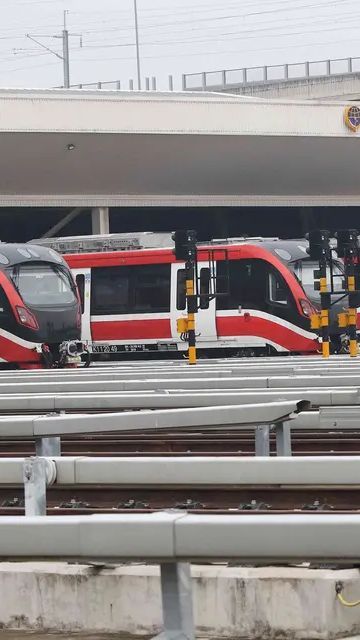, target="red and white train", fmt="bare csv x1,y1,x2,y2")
0,242,84,368
33,233,320,357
